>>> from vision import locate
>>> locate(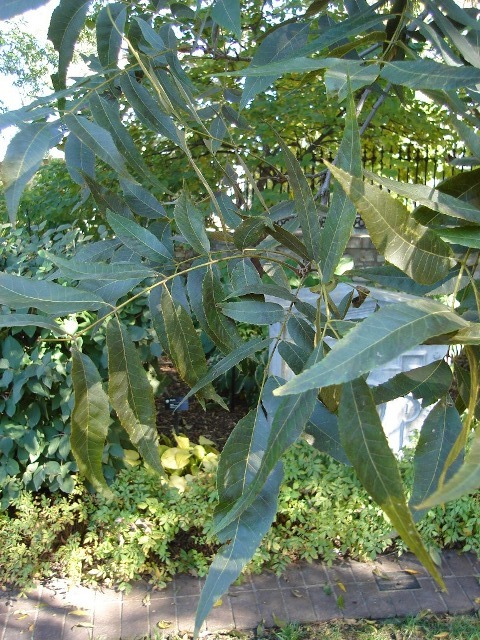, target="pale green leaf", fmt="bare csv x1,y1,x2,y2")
371,360,453,406
438,227,480,249
1,121,63,223
45,253,155,281
0,0,51,20
306,401,350,465
338,378,444,589
380,60,480,90
0,313,65,335
71,350,113,496
220,300,285,325
107,317,164,475
107,211,172,263
174,191,210,255
275,299,468,396
202,268,243,353
48,0,91,90
320,88,361,282
120,179,166,219
96,3,126,69
0,273,104,315
327,162,454,284
64,132,95,185
211,0,241,40
427,3,480,68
